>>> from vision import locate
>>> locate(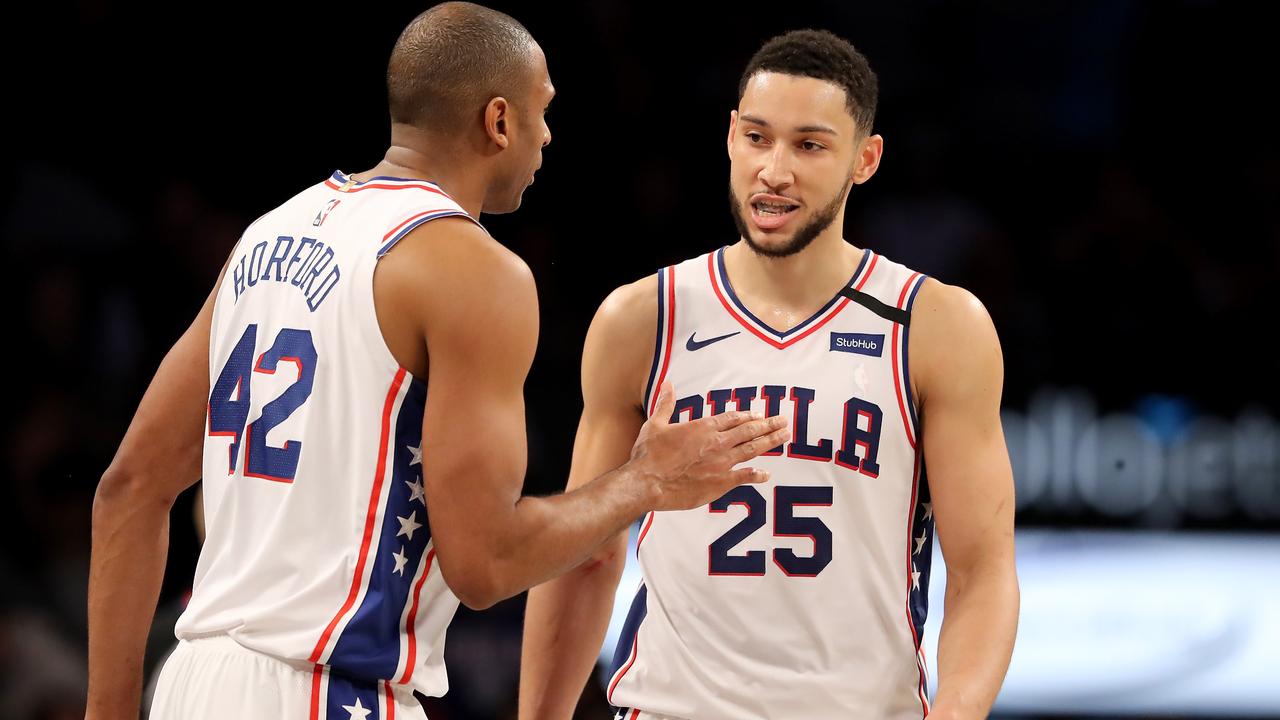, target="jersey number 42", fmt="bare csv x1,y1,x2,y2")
207,324,317,483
